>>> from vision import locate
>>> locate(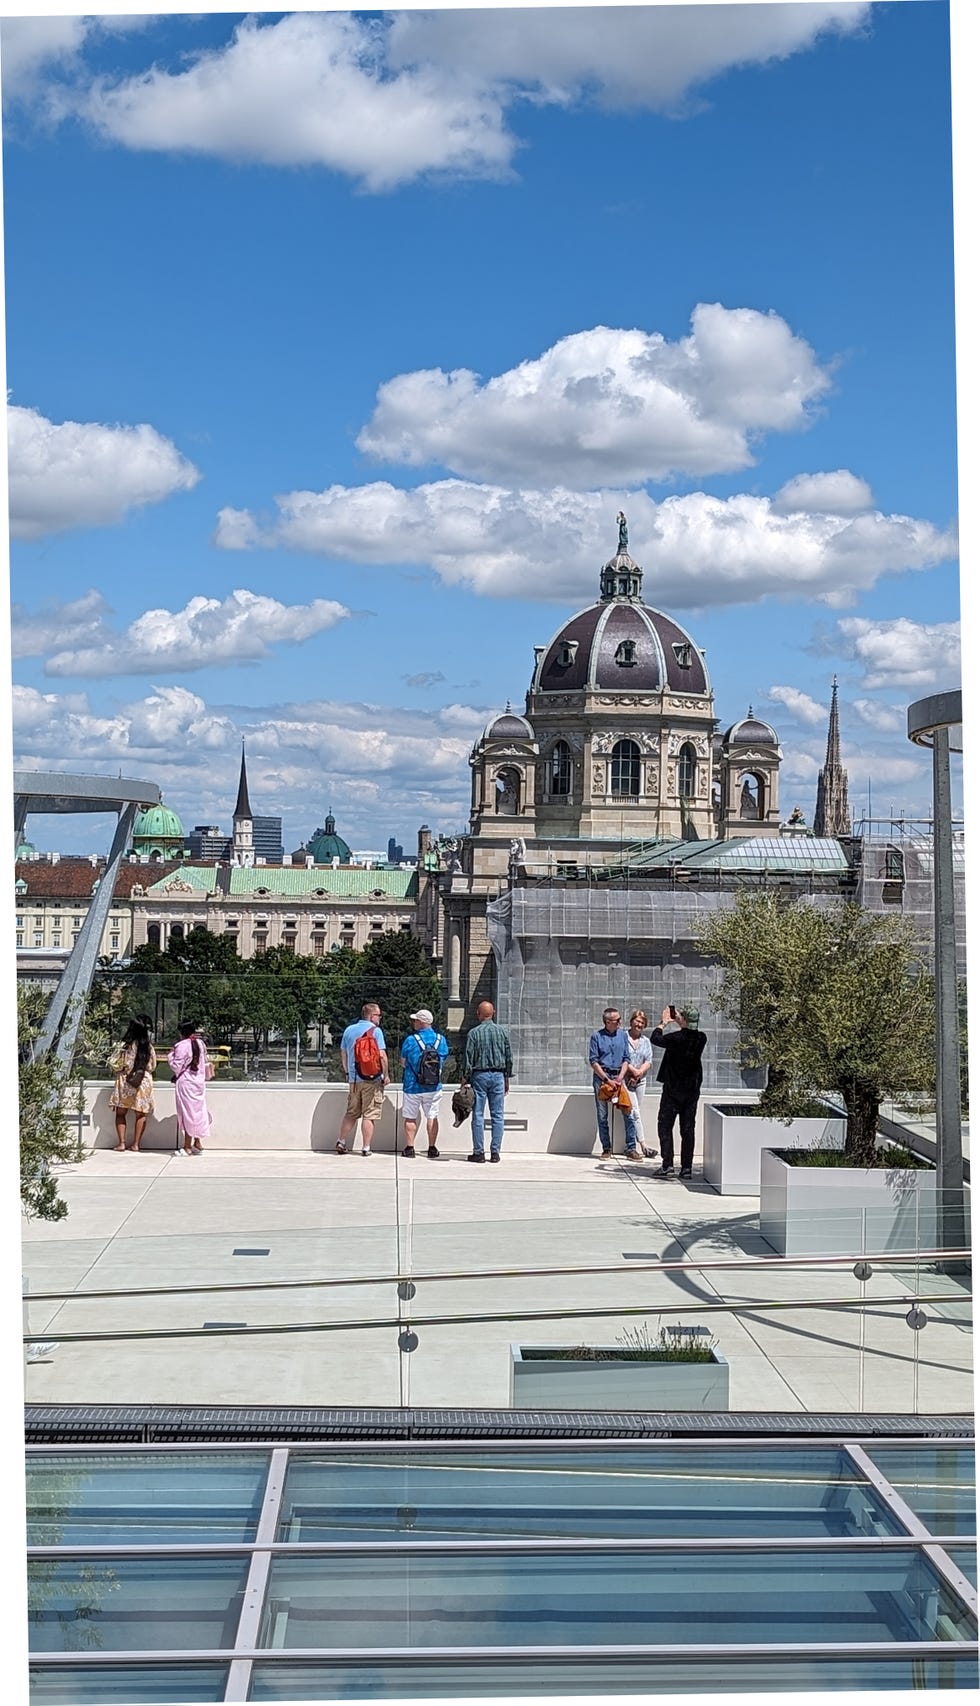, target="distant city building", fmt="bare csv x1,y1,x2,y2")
188,825,231,861
253,815,284,864
15,856,181,967
387,837,404,863
131,863,418,957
